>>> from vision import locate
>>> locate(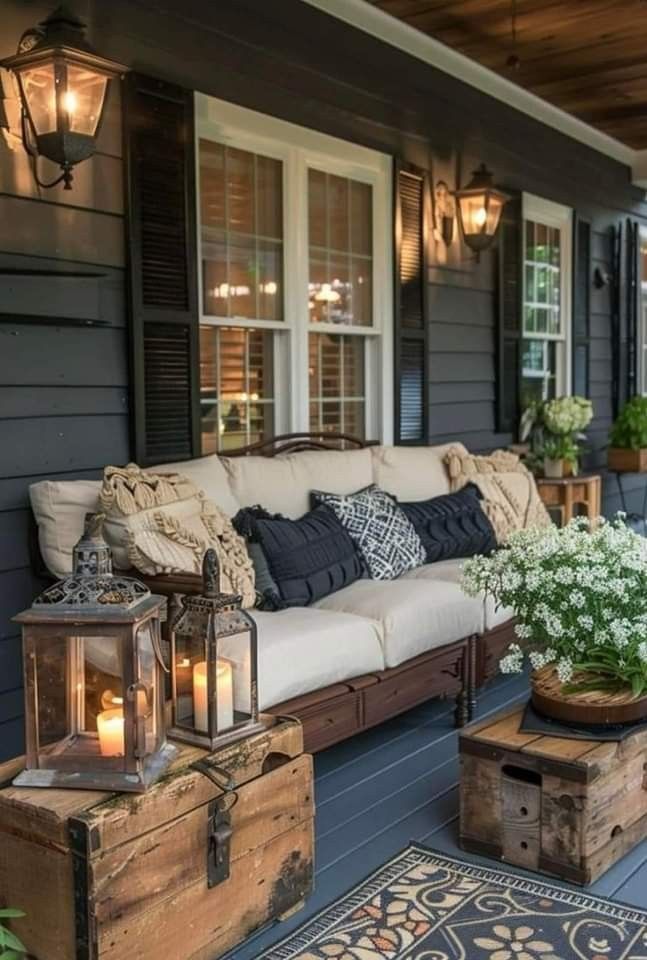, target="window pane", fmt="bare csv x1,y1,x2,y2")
308,170,373,327
521,337,557,406
523,215,565,402
200,140,283,321
200,326,274,453
227,147,255,236
328,174,349,252
256,155,282,239
308,169,327,248
351,181,372,255
309,333,365,438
